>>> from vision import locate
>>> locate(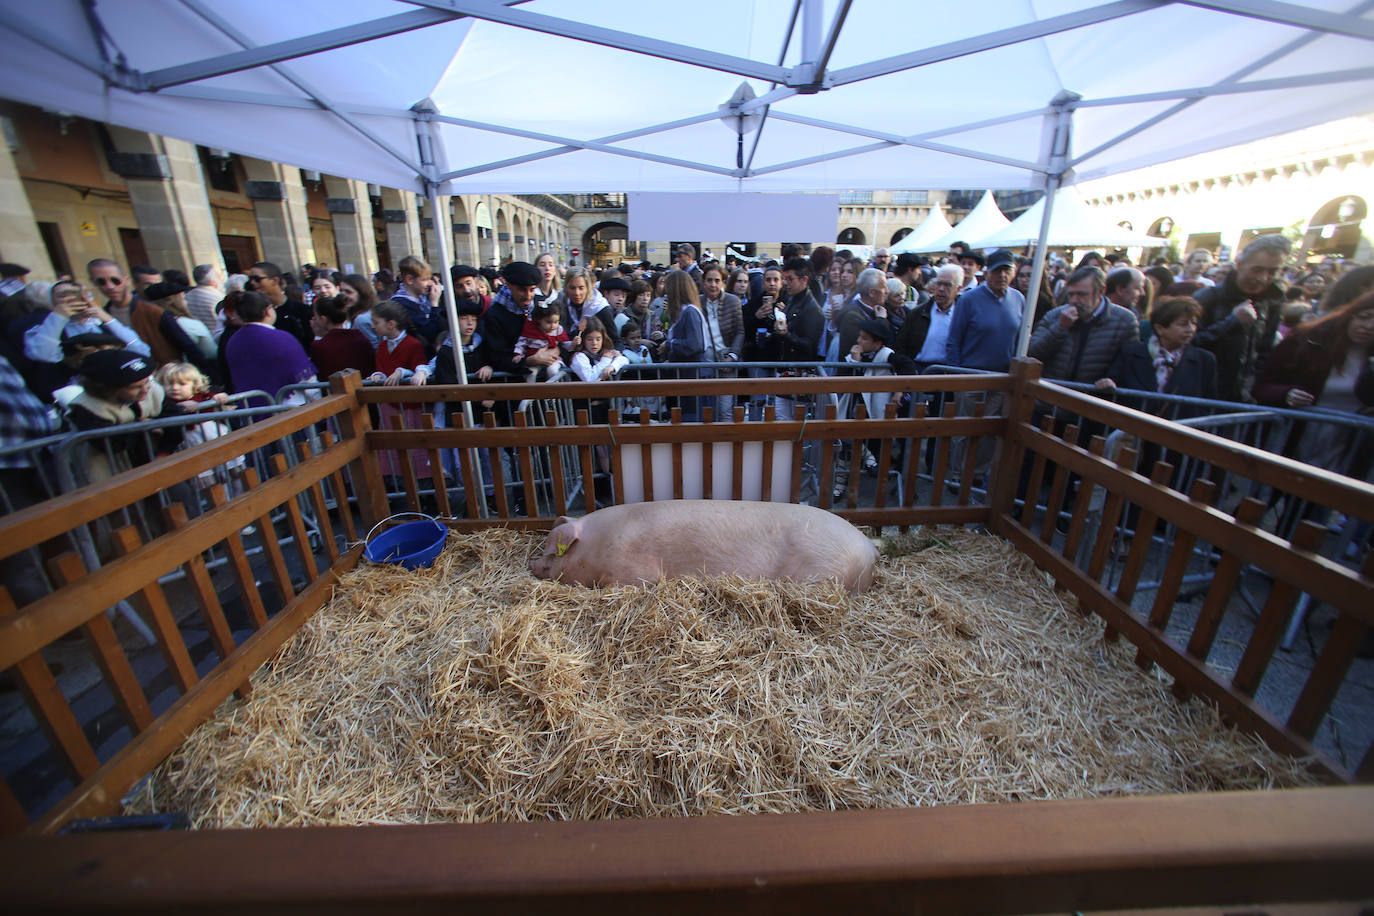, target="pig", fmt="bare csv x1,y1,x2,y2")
529,499,879,593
